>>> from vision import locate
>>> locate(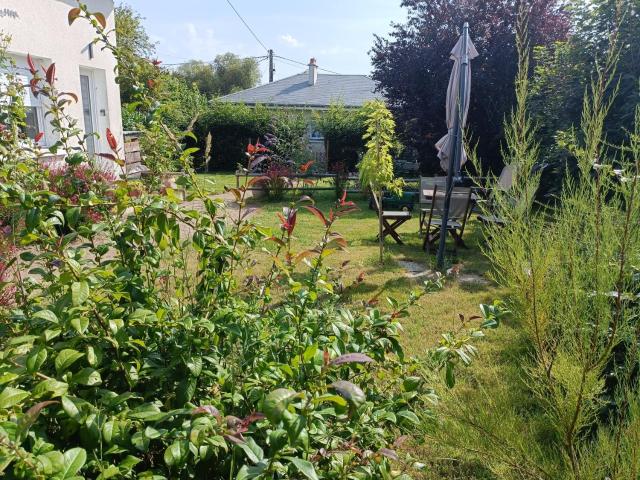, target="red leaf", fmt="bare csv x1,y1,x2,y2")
267,236,286,248
21,400,59,430
378,448,399,461
146,79,156,89
329,353,374,366
192,405,220,417
106,128,118,150
93,12,107,29
299,160,314,173
27,53,37,75
246,143,256,155
45,63,56,85
62,92,79,103
97,153,116,161
34,132,44,143
340,190,347,204
29,78,39,97
68,7,82,25
323,350,330,366
303,205,329,227
247,175,270,187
